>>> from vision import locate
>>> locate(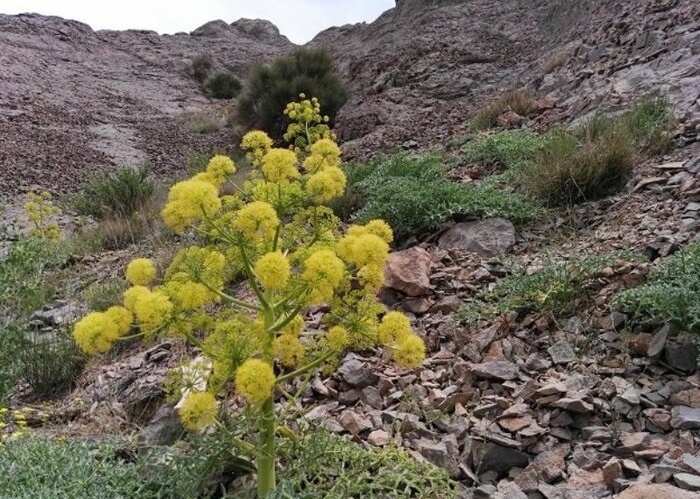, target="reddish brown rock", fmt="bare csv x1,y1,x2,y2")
383,247,432,296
